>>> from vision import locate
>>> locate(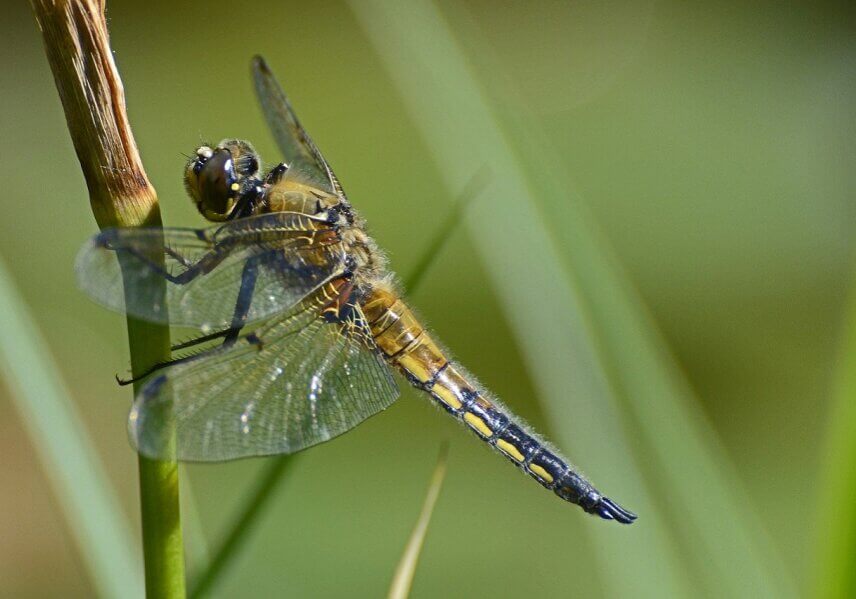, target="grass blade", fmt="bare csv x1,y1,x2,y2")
813,273,856,599
349,2,795,596
0,254,144,599
388,444,449,599
179,466,211,579
402,166,491,294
